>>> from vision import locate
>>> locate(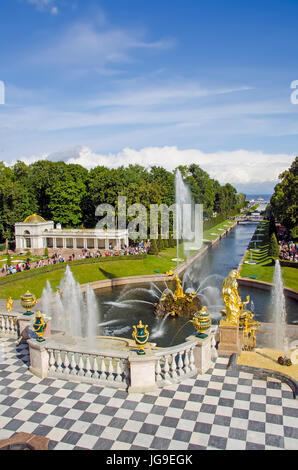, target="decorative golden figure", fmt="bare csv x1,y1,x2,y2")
132,320,150,355
173,274,186,300
221,270,249,326
6,297,13,313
